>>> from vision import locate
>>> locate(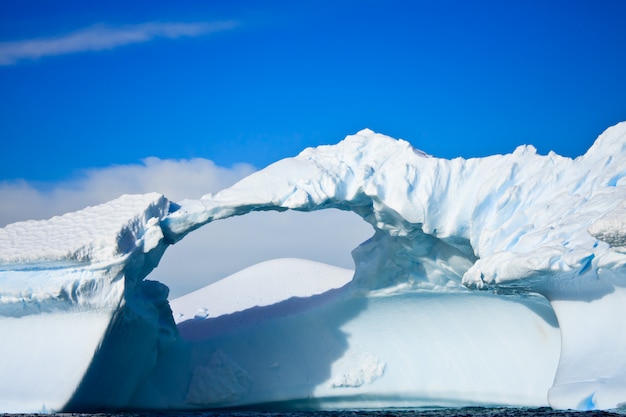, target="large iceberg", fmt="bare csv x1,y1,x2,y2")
1,122,626,412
